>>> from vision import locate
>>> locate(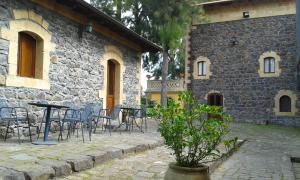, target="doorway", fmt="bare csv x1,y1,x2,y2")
207,93,223,119
106,60,120,113
207,93,223,106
